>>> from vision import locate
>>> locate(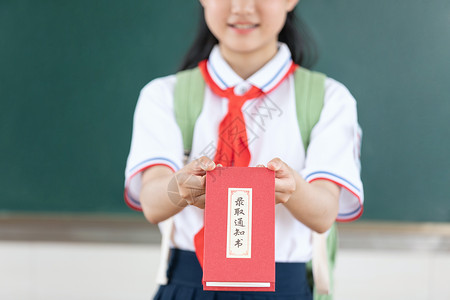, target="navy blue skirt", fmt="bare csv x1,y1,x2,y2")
154,249,312,300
